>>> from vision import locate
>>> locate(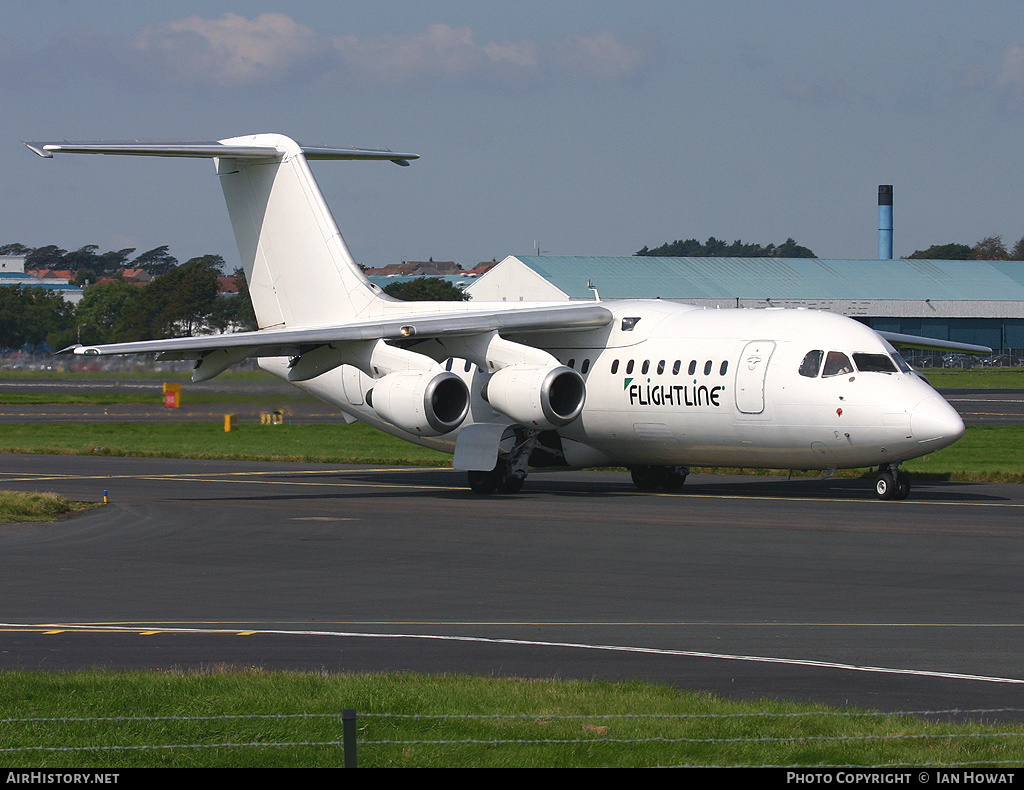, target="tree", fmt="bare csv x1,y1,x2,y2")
209,269,257,332
382,277,470,301
24,245,67,271
774,238,816,258
0,243,33,256
0,286,74,350
636,237,816,258
138,255,223,337
130,245,178,276
971,235,1009,260
906,243,972,260
73,280,145,345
